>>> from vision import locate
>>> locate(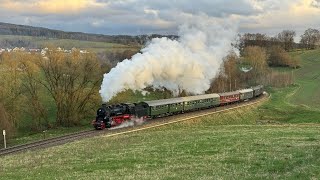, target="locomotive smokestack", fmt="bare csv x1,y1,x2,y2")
100,15,238,102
